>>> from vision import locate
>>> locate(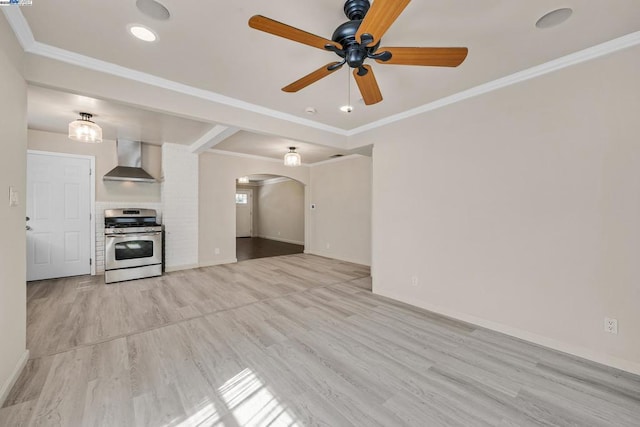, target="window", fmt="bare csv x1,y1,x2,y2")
235,193,248,204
